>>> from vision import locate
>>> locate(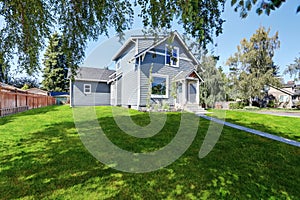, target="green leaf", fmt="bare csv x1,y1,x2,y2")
297,5,300,13
231,0,238,6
